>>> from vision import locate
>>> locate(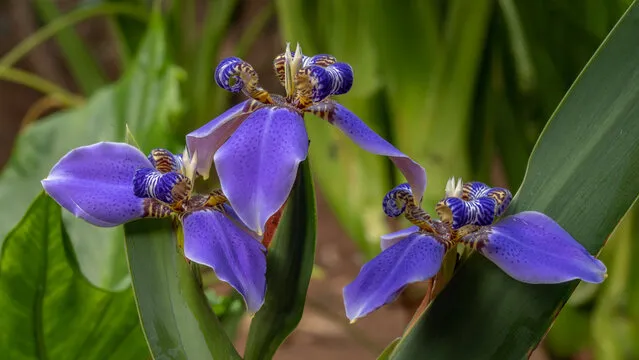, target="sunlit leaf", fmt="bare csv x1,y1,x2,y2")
0,193,147,359
0,13,182,289
244,160,317,359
